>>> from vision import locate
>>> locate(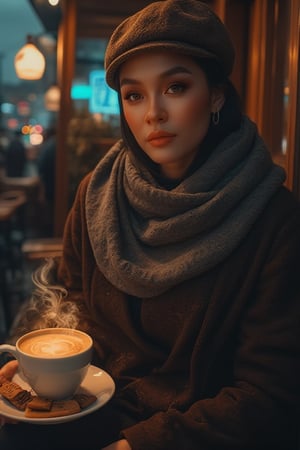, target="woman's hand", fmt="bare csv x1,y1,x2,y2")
0,360,18,380
102,439,132,450
0,360,19,427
